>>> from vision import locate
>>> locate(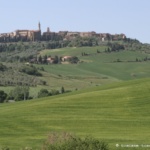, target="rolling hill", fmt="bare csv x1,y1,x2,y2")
0,78,150,149
1,44,150,98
